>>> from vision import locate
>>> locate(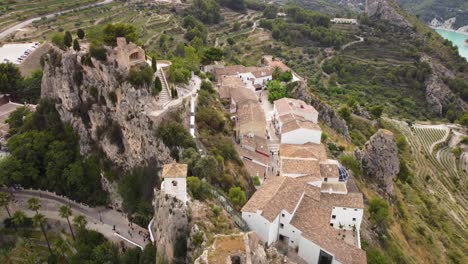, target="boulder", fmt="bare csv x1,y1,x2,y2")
360,129,399,194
